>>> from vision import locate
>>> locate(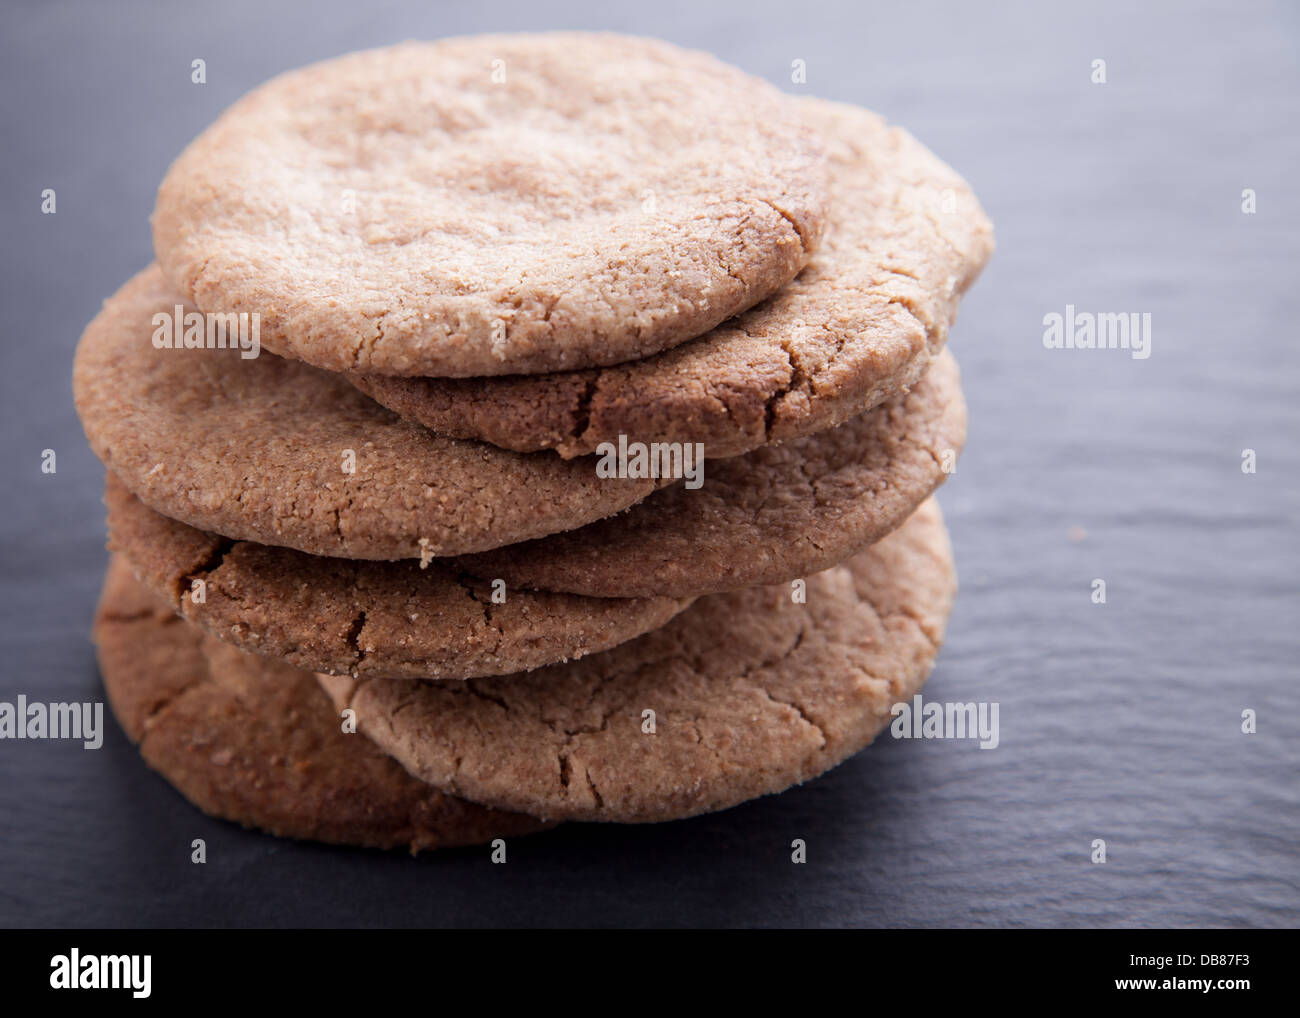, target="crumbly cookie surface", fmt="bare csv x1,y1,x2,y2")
352,98,993,456
322,500,954,824
151,34,828,377
105,475,693,680
73,266,659,561
458,351,965,598
94,558,550,851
